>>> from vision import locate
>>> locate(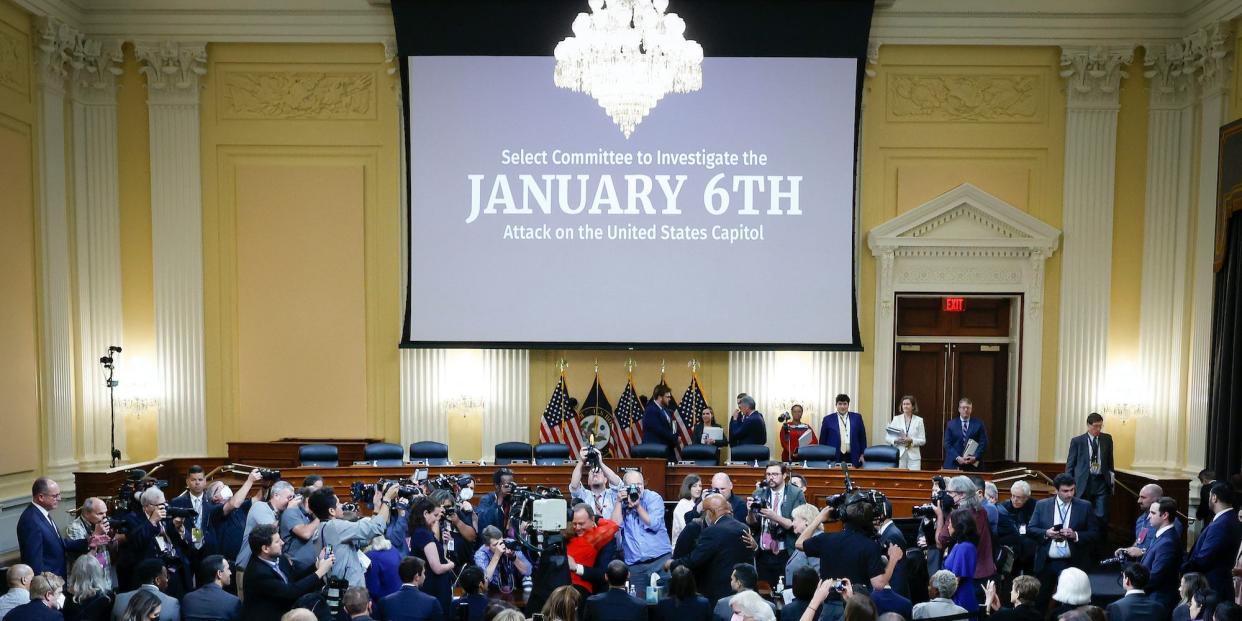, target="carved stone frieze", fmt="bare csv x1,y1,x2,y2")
220,70,375,120
887,73,1041,122
0,21,28,95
